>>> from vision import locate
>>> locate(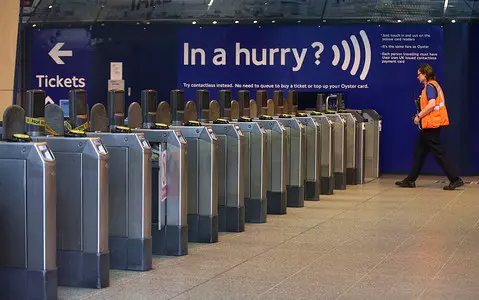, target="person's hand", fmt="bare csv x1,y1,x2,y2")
414,115,420,125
